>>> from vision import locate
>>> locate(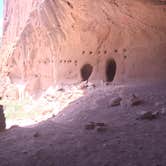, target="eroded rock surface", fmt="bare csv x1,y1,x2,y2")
0,0,166,92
